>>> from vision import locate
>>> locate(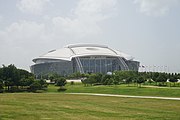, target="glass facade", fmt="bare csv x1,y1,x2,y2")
73,56,125,74
31,56,140,76
125,60,140,71
31,61,73,76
